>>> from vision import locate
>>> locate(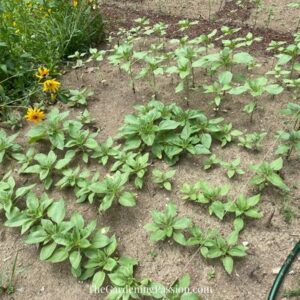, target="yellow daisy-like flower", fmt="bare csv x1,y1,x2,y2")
25,107,45,124
43,79,61,93
73,0,78,7
36,67,49,80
